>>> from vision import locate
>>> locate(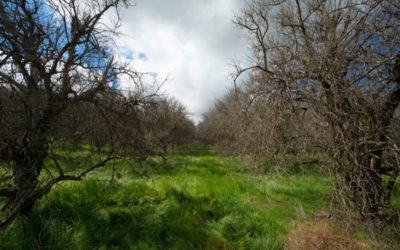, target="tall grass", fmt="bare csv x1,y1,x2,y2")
0,146,333,249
